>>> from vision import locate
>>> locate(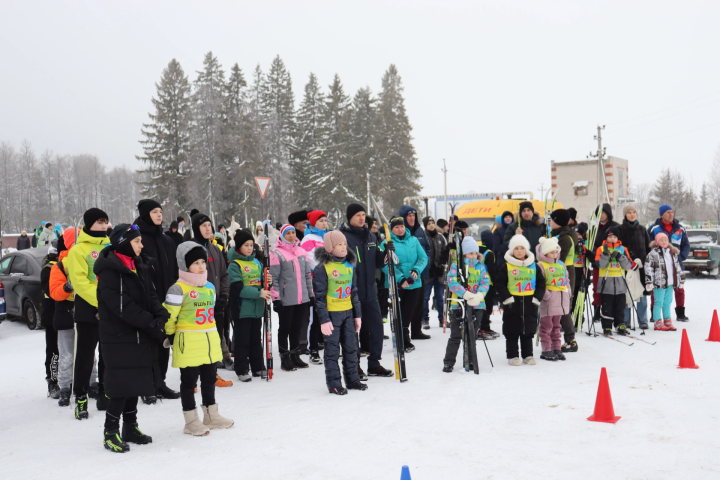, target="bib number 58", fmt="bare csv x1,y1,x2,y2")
195,307,215,325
